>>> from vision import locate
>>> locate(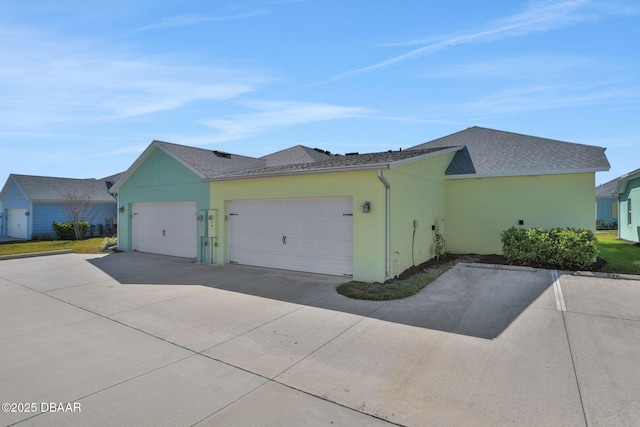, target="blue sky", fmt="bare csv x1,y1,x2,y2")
1,0,638,186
